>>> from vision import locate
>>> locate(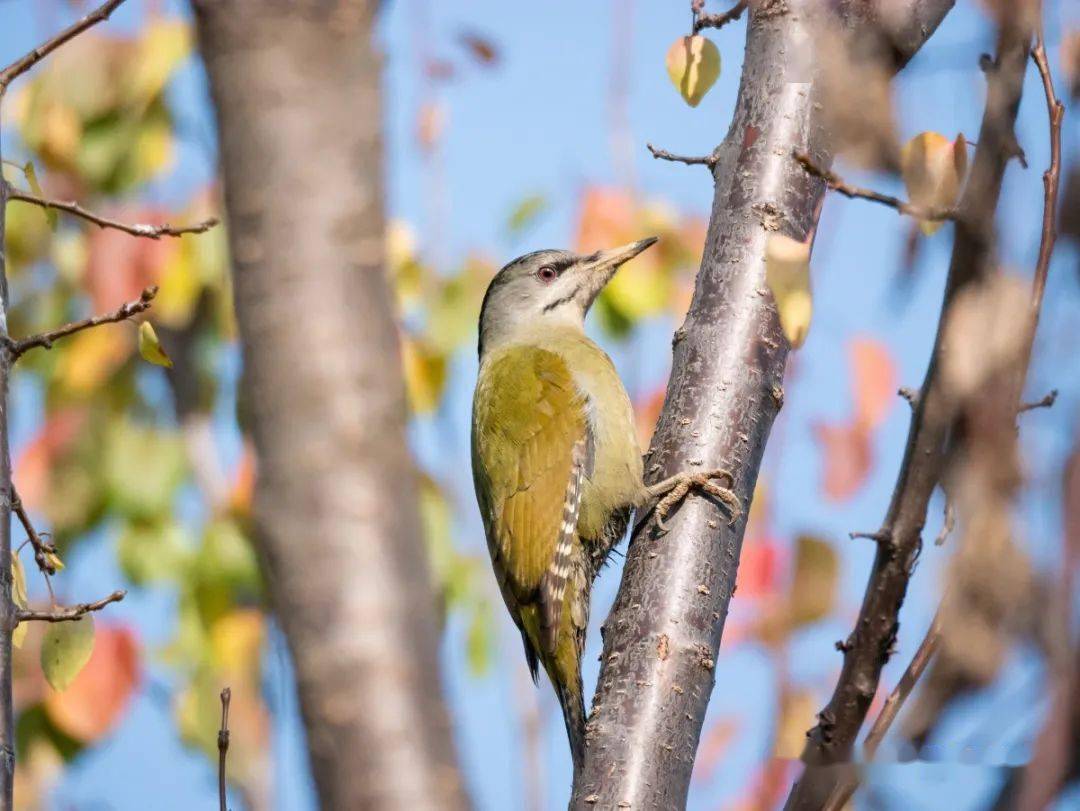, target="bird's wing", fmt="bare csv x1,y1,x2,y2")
472,346,592,661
